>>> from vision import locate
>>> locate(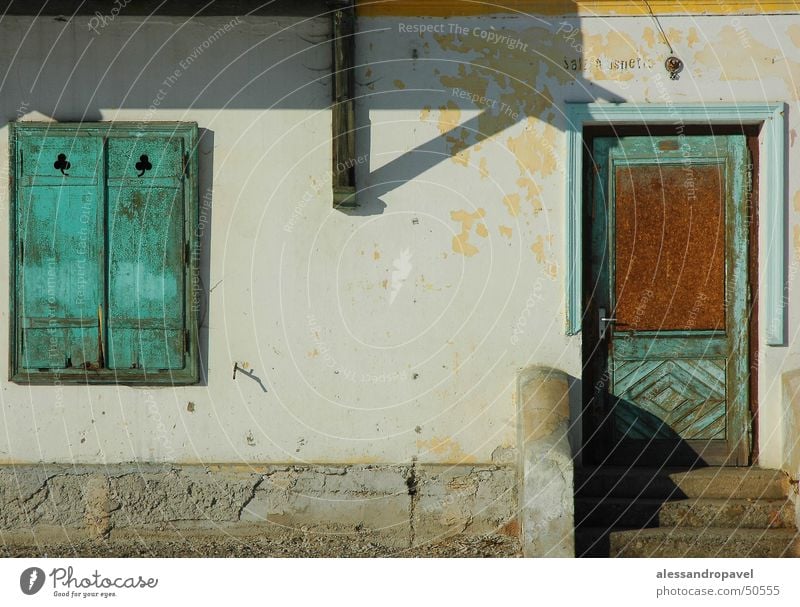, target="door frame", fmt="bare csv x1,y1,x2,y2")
564,103,784,466
584,128,755,466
